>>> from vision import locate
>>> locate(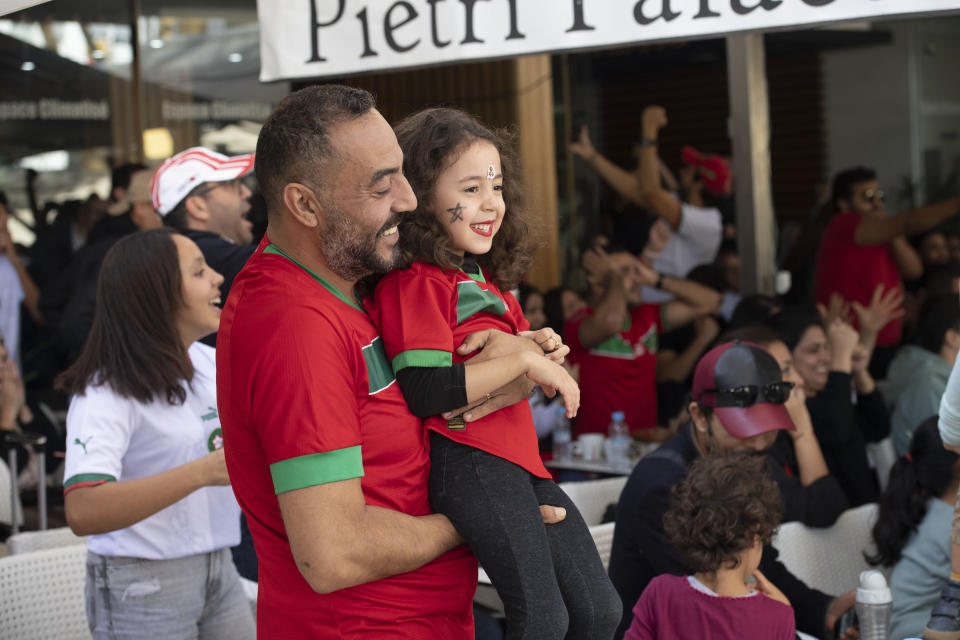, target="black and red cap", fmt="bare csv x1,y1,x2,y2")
692,340,795,439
